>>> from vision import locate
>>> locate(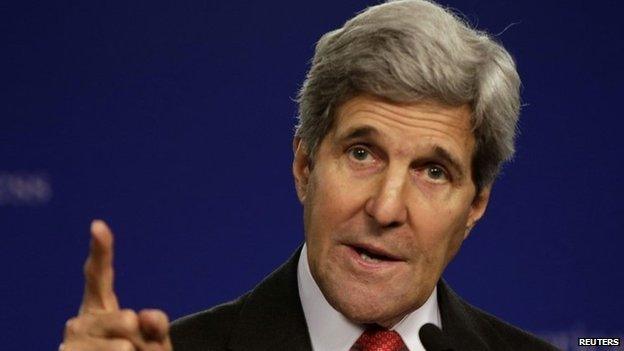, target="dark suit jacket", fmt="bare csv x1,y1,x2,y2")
171,249,559,351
